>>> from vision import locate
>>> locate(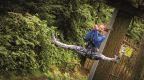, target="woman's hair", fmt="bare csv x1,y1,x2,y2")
93,23,110,33
98,24,110,32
